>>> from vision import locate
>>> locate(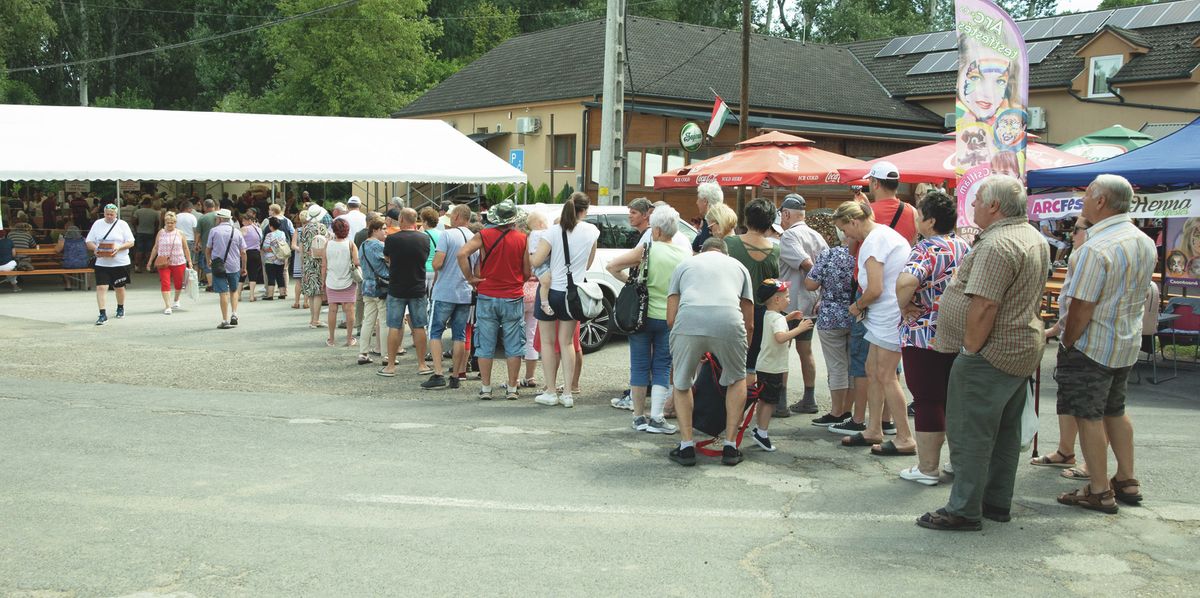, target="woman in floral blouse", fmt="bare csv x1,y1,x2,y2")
893,190,971,487
299,205,330,327
805,242,856,427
